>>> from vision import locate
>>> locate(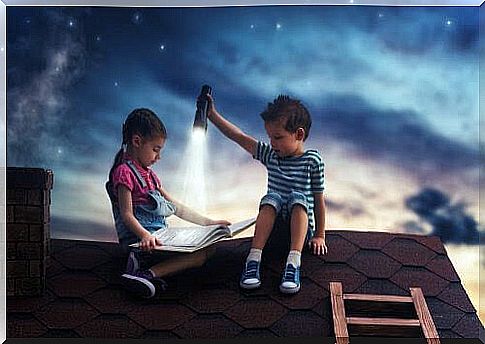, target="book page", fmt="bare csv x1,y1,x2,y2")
152,224,224,248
